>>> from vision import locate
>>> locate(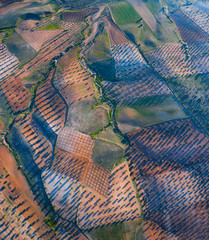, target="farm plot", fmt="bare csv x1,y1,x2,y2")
101,15,129,46
77,162,140,230
15,22,85,80
0,75,31,113
50,148,89,182
44,162,141,230
108,1,141,25
0,0,23,8
145,43,209,77
66,96,109,135
102,67,170,105
126,118,209,177
181,5,209,34
15,112,53,168
54,48,95,106
111,43,147,80
165,72,209,134
16,27,63,51
126,119,209,239
56,127,95,160
127,0,157,32
0,2,30,16
0,41,19,81
62,8,98,23
116,95,187,133
0,147,57,239
138,170,208,240
35,69,67,135
171,9,209,44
